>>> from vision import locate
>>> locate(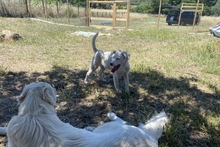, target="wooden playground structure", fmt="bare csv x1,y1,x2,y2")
87,0,130,29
